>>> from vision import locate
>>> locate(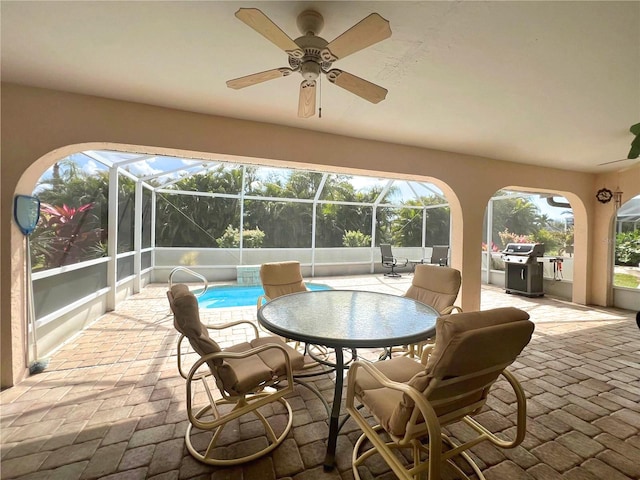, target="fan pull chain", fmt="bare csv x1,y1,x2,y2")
318,75,322,118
